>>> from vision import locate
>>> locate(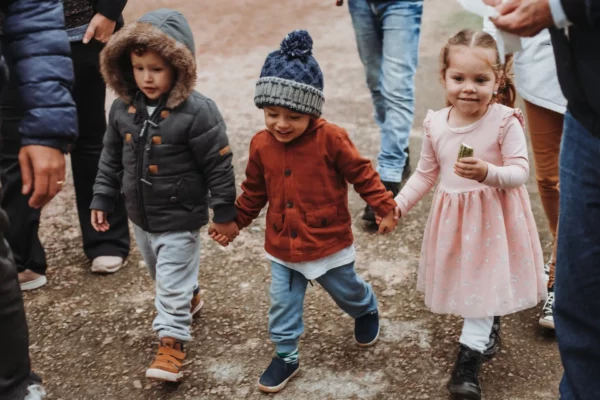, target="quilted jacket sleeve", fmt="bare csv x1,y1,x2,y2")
90,101,123,213
188,98,238,223
2,0,77,152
